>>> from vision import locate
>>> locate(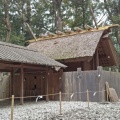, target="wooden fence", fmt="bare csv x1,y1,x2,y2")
1,67,120,102
0,73,10,99
60,66,120,102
